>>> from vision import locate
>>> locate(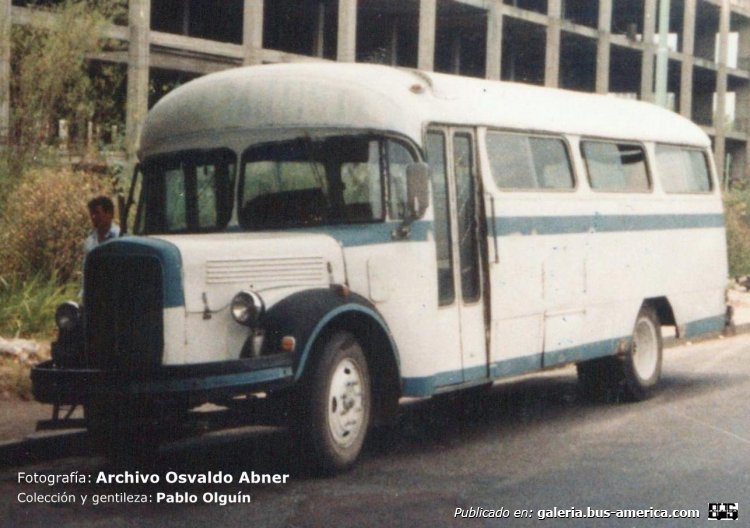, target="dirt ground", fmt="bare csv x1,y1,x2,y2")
0,399,55,442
